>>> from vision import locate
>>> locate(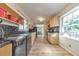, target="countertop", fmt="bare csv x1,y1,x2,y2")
7,34,29,41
